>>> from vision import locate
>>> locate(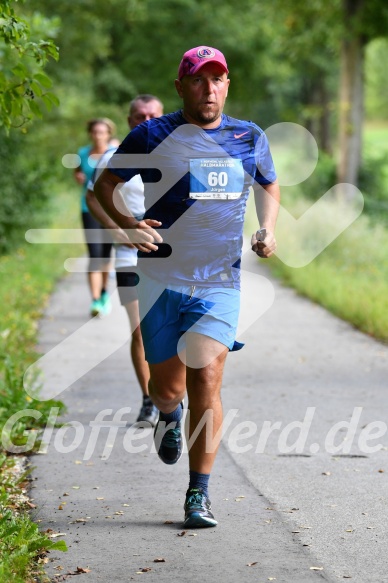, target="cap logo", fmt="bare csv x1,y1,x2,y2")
197,48,215,59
